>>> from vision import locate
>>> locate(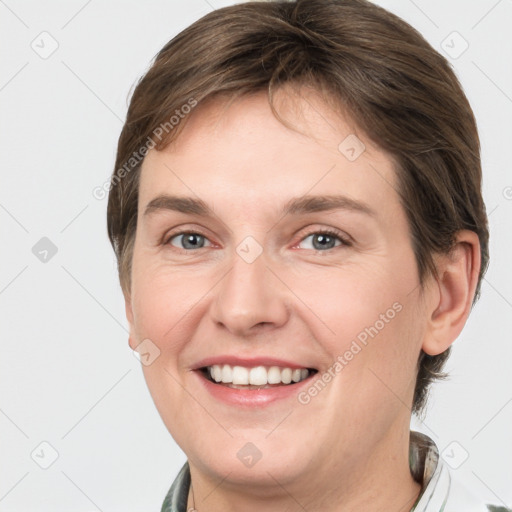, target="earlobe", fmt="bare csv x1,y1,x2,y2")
124,292,137,351
422,230,481,356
